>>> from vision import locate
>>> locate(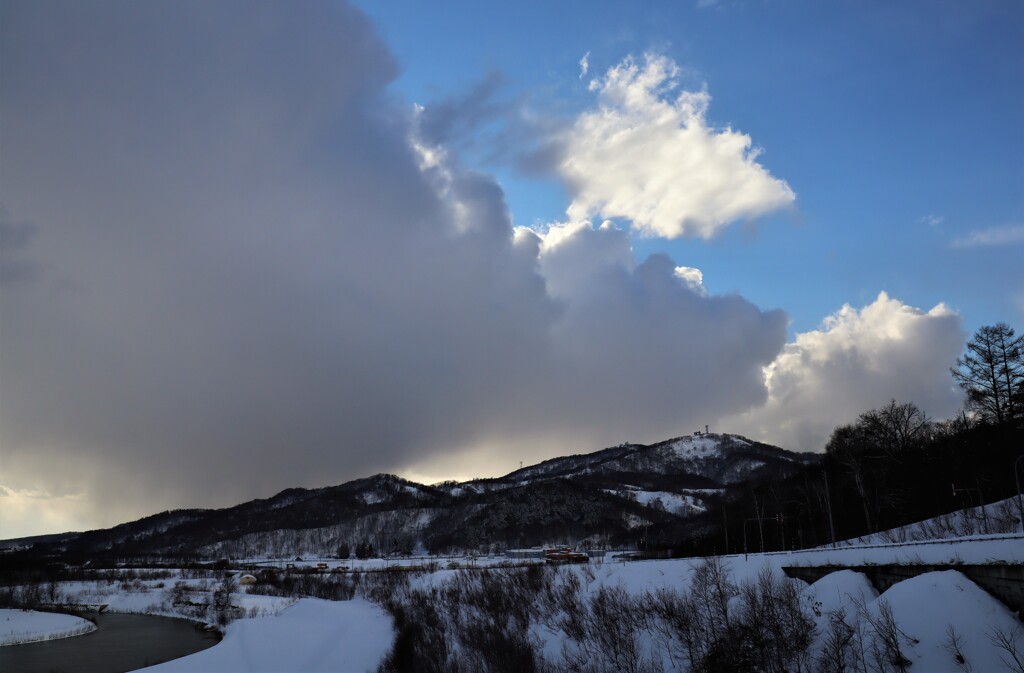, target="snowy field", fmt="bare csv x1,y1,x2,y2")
3,531,1023,671
526,545,1024,672
52,576,297,618
0,608,96,646
235,554,546,572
